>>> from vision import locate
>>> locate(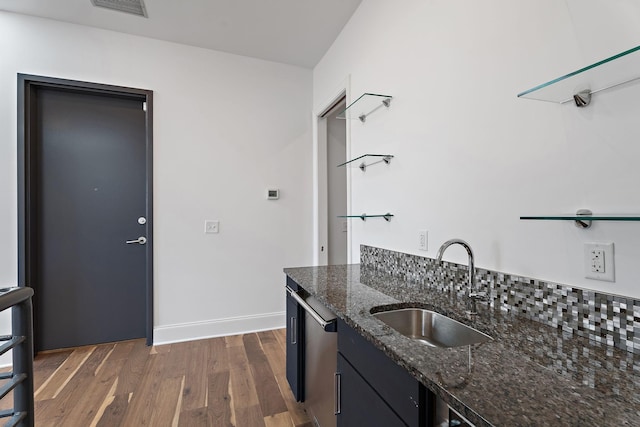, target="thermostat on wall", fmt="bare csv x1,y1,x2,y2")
267,189,279,200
